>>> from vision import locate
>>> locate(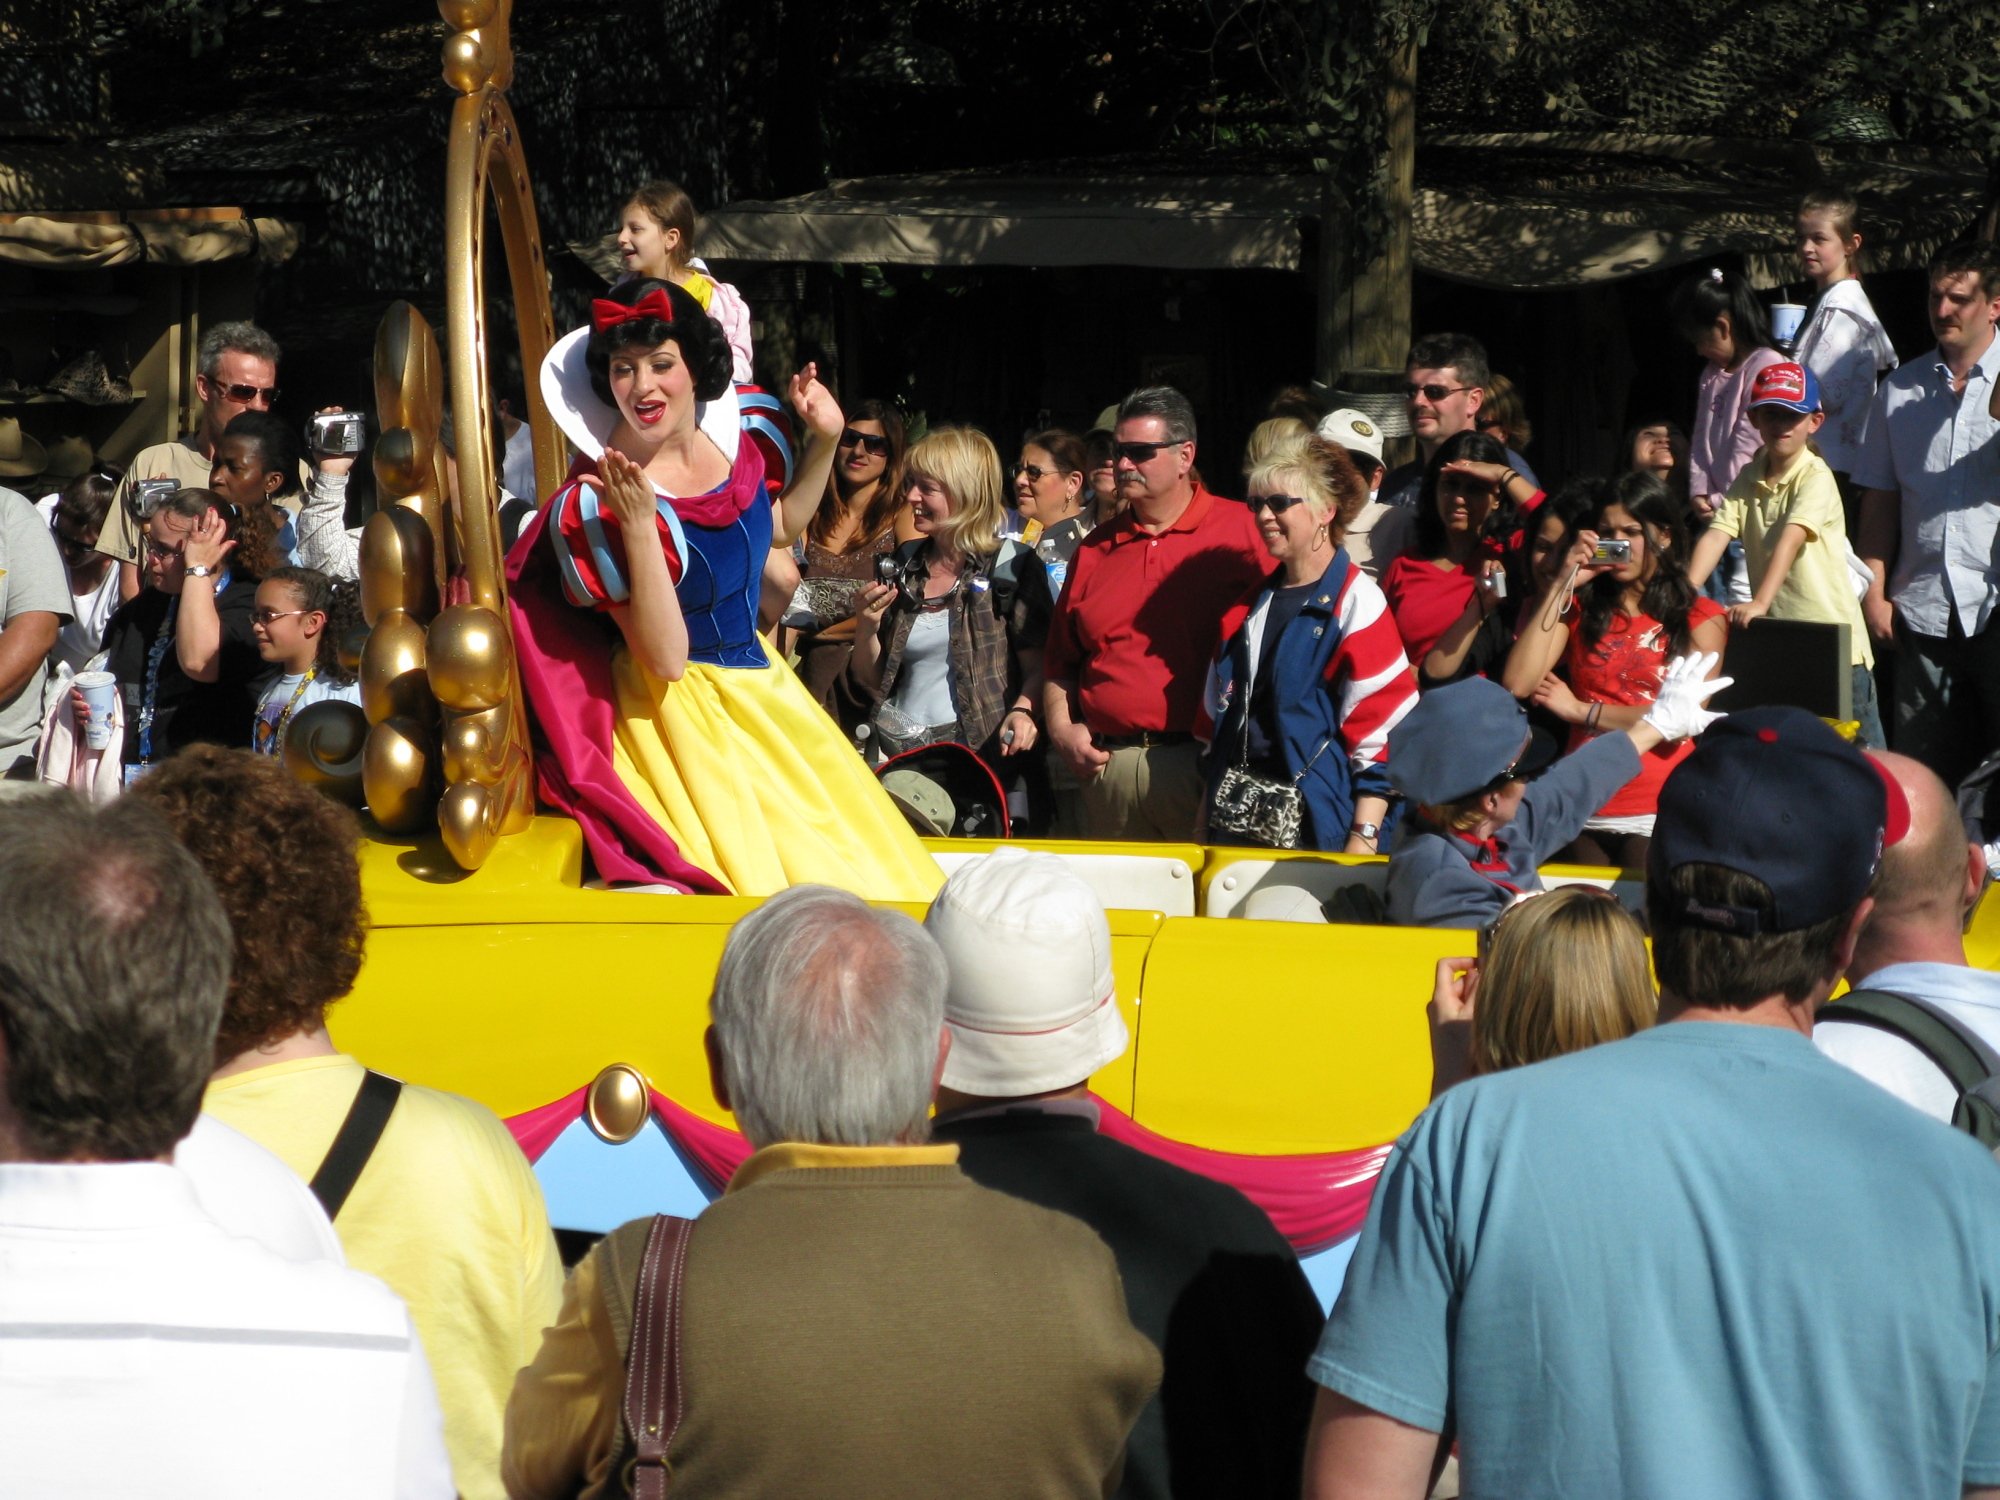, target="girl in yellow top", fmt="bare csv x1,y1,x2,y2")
1688,360,1882,747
